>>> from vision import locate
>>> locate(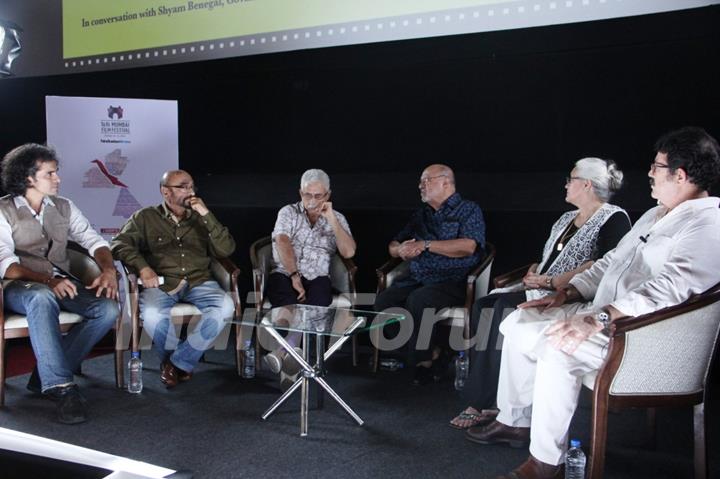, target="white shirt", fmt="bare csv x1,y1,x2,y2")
570,197,720,317
271,202,352,281
0,195,110,278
